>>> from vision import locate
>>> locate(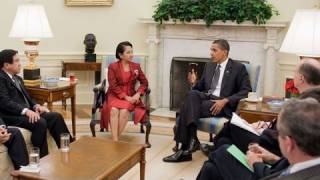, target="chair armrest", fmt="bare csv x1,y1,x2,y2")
145,88,151,95
93,79,107,93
